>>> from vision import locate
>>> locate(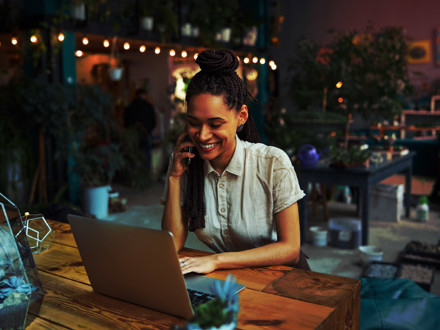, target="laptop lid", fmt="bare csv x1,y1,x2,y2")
68,214,198,319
